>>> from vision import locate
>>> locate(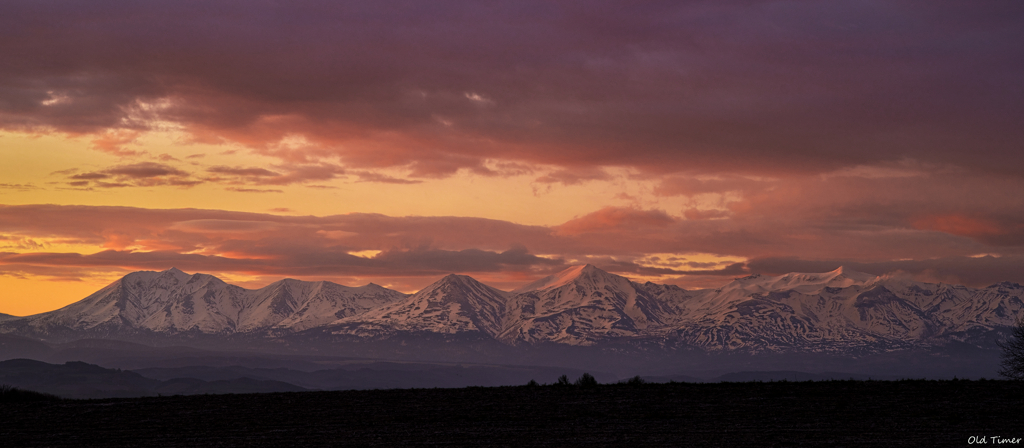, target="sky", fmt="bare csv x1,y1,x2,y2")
1,0,1023,315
